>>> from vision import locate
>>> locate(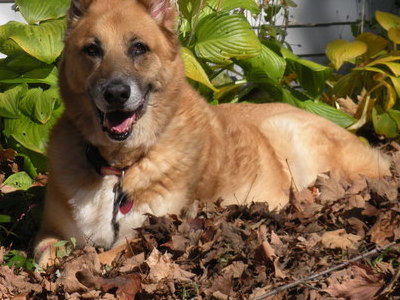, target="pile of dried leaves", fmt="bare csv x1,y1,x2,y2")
0,143,400,299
